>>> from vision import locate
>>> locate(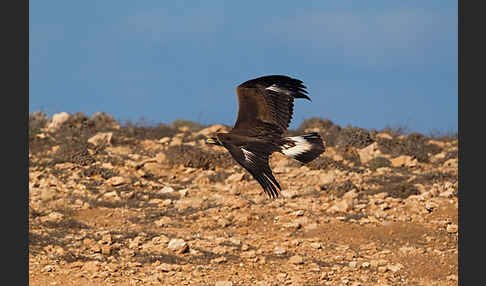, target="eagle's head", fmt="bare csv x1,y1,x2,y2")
205,136,222,145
